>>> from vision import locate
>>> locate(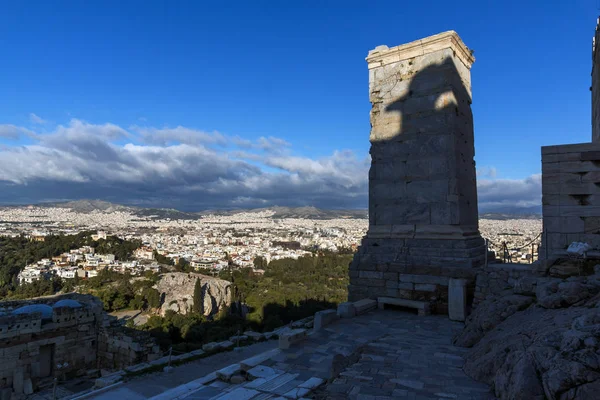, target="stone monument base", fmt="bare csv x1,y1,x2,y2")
348,236,486,314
